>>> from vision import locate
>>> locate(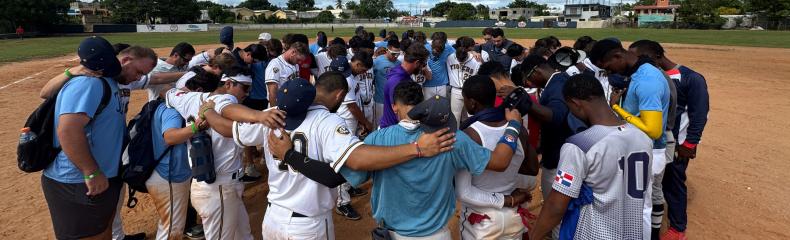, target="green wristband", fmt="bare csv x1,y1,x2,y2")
84,169,101,180
64,68,73,79
190,122,198,134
